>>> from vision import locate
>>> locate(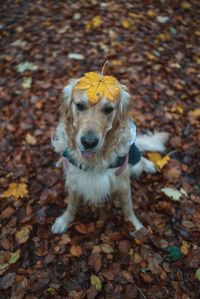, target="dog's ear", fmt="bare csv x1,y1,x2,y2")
118,84,131,121
60,79,79,118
